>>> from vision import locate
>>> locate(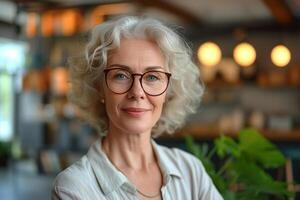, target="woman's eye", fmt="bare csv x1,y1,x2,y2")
145,74,159,81
114,73,129,80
